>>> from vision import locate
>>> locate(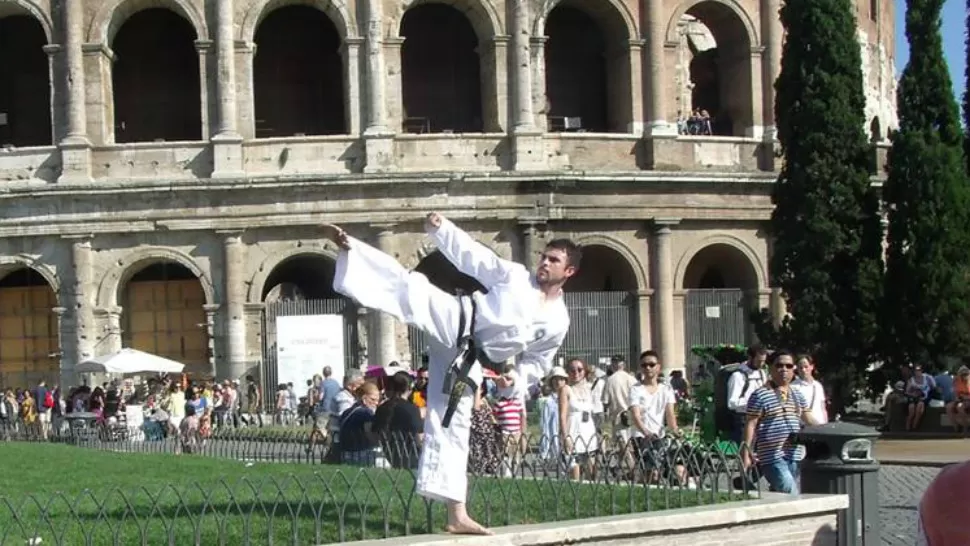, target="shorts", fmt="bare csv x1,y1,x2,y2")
633,437,670,471
561,450,599,470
